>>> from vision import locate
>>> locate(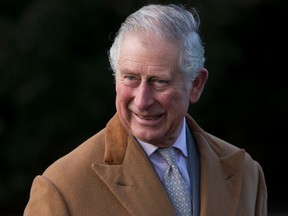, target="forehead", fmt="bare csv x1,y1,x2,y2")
118,33,180,74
